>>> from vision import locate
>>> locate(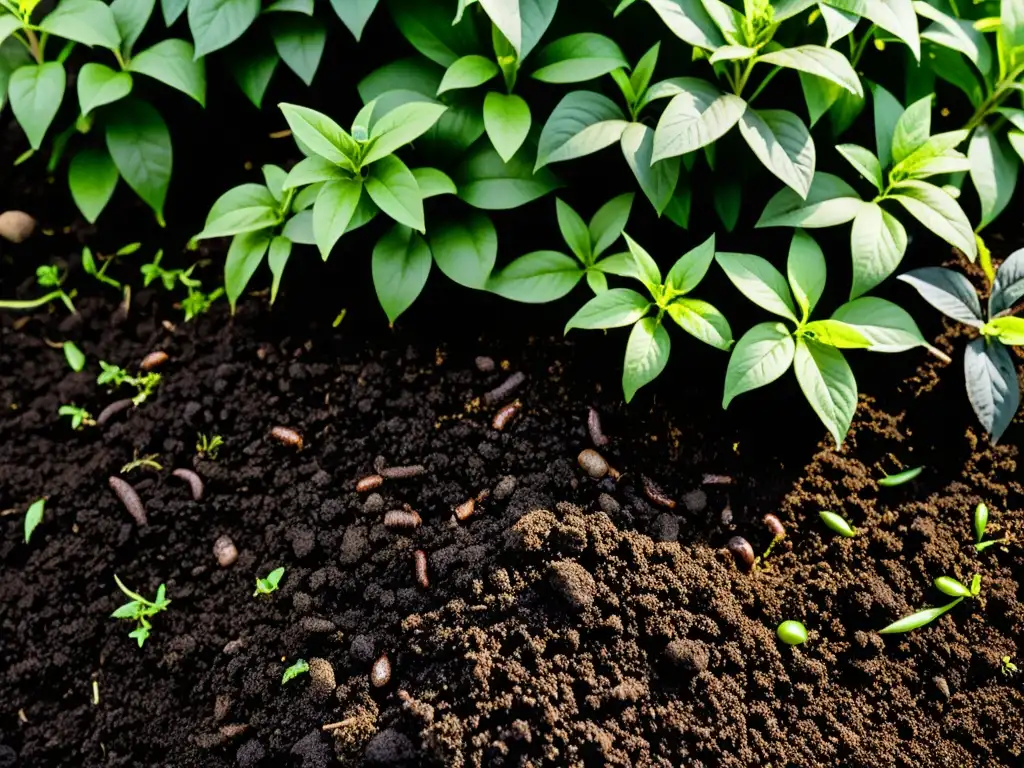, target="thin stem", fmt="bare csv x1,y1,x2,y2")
849,24,876,68
925,344,953,364
734,58,757,97
0,290,64,310
24,27,41,63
